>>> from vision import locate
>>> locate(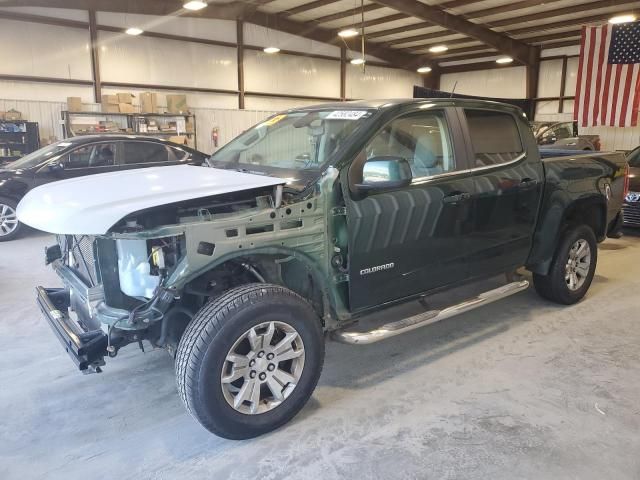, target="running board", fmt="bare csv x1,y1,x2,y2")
331,280,530,345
